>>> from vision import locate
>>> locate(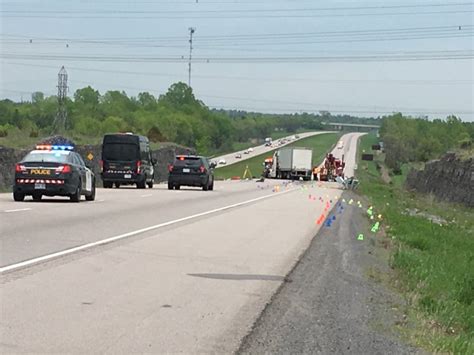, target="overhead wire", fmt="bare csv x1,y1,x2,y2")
2,9,473,19
63,78,474,114
2,2,473,14
2,24,471,42
4,61,473,85
2,51,473,63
